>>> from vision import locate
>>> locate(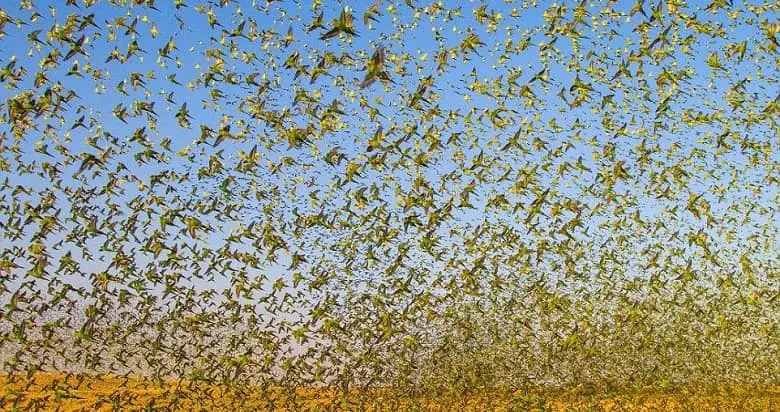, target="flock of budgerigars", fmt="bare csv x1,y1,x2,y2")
0,0,778,409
